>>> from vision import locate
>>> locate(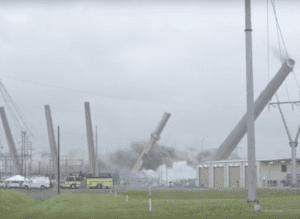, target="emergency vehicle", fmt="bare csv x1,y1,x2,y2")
22,176,50,189
63,173,113,189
